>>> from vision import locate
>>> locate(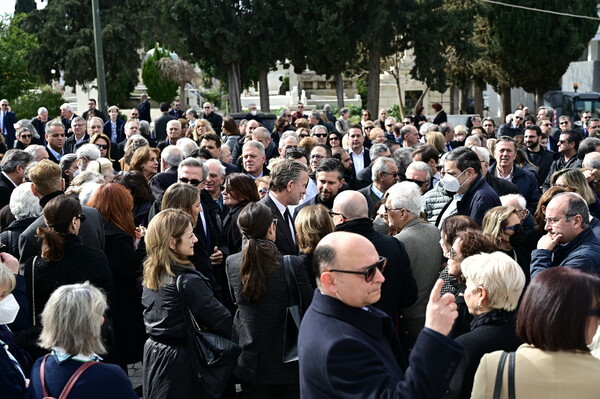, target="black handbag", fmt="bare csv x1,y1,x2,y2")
493,351,516,399
282,255,302,363
176,274,241,399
